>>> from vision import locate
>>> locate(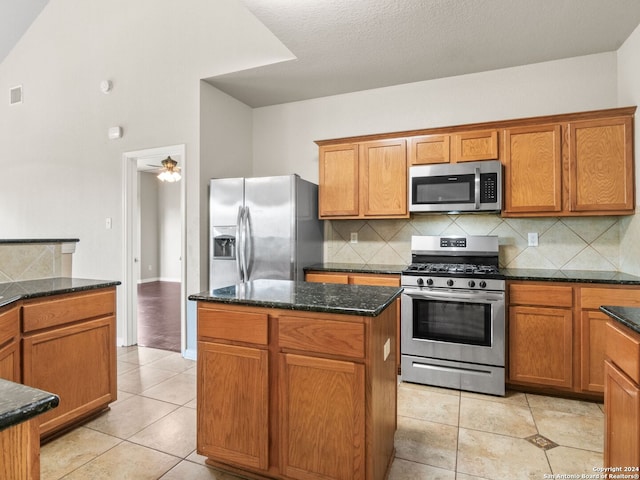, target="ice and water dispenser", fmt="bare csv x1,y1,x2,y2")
212,227,236,259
